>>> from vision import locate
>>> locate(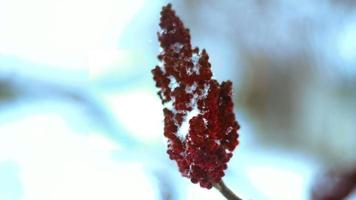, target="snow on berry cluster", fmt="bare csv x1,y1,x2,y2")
152,4,240,189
